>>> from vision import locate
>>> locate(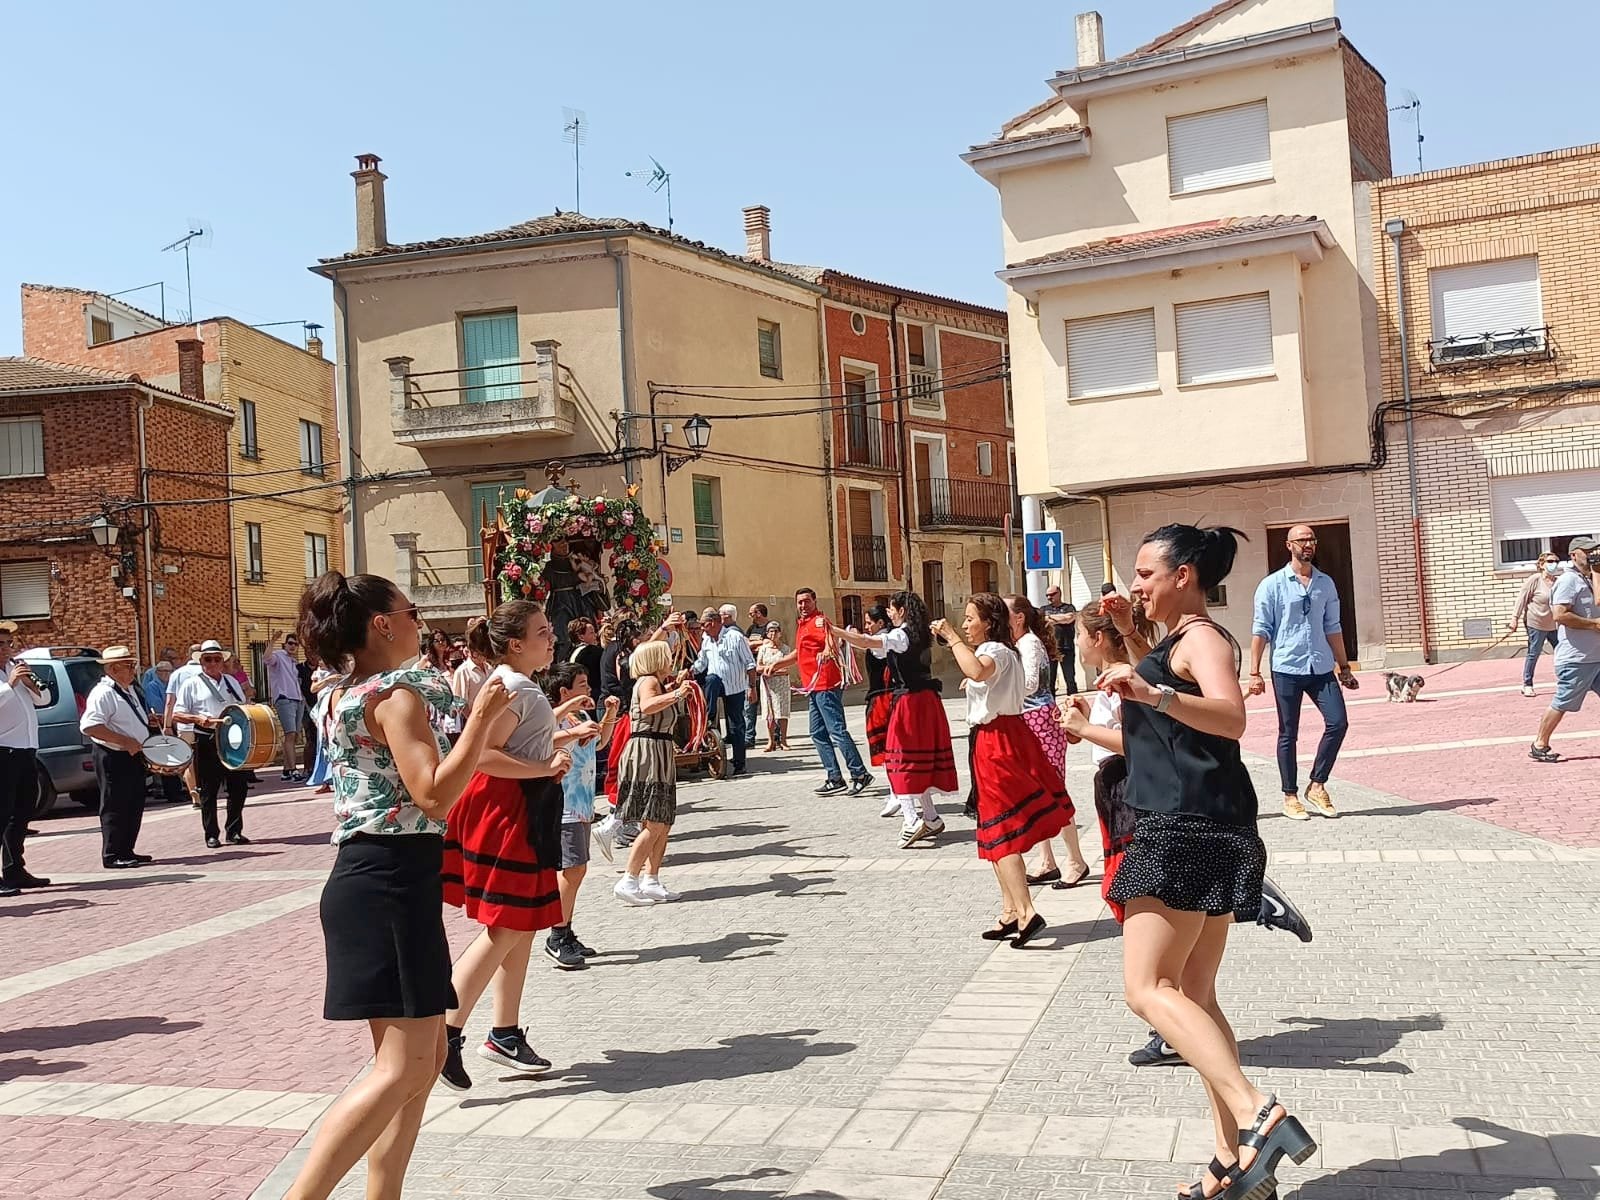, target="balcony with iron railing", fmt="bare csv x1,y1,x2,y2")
393,537,494,620
1427,326,1551,371
838,413,900,472
917,477,1020,532
906,367,941,411
850,534,888,582
384,337,579,446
